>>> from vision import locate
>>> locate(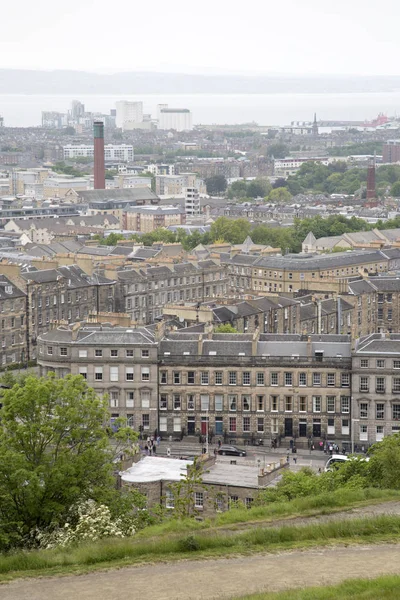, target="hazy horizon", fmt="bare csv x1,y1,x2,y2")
1,0,400,77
